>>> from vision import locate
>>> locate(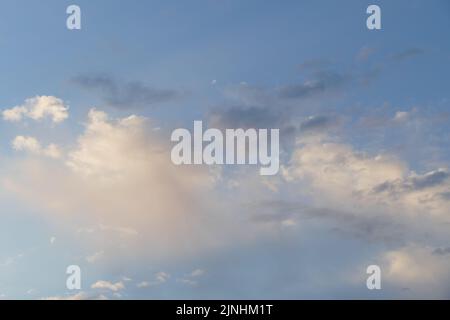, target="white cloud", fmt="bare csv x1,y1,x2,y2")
393,111,410,122
177,269,206,287
0,253,24,267
12,136,61,159
190,269,205,277
137,272,171,288
91,280,125,292
26,289,37,295
283,141,406,210
283,140,450,217
178,279,197,286
44,292,87,300
136,281,150,288
2,96,69,123
381,245,450,296
155,272,170,283
86,251,104,263
3,109,237,261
